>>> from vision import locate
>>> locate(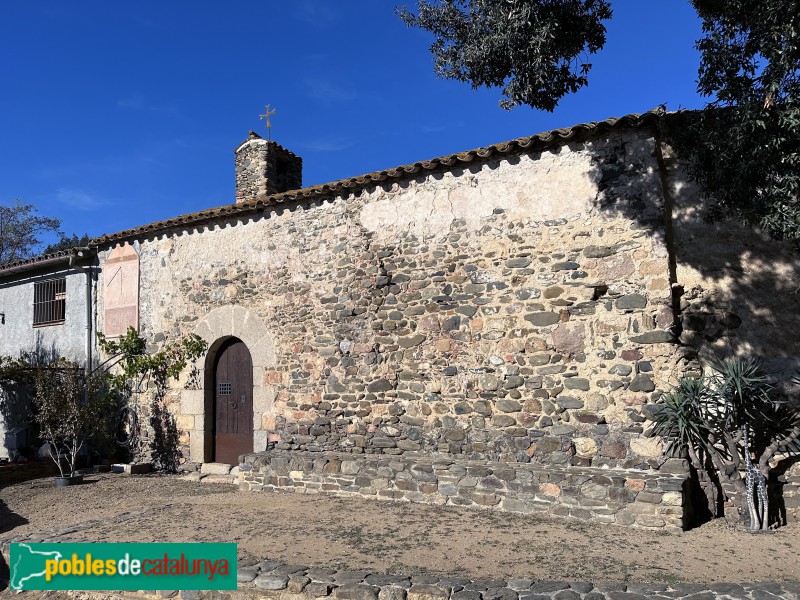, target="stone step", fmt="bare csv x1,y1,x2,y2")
183,465,240,486
200,462,233,475
201,473,237,485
